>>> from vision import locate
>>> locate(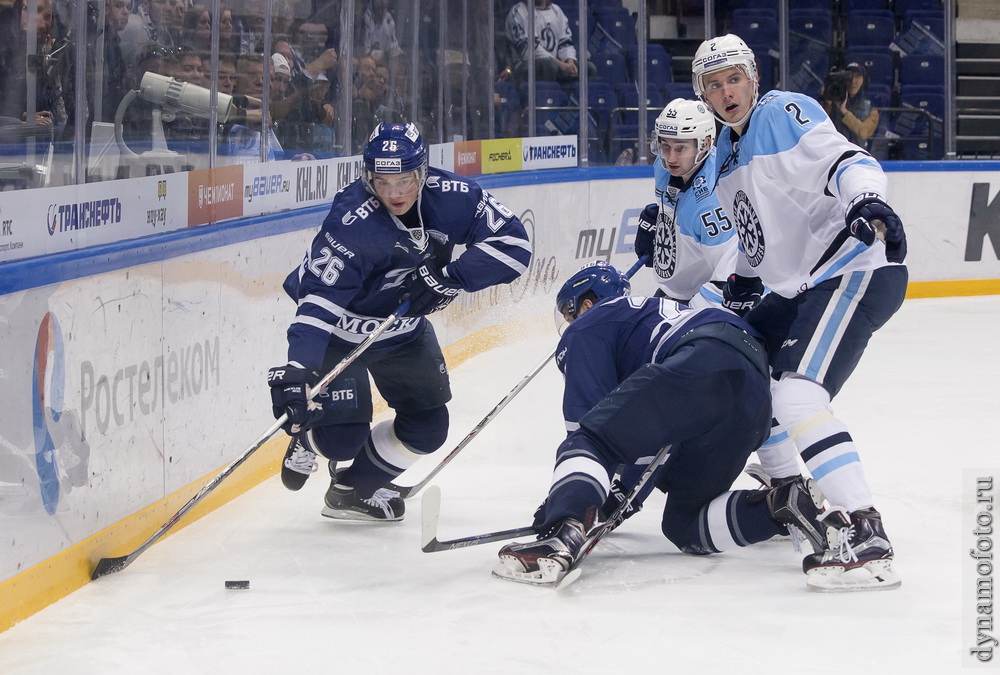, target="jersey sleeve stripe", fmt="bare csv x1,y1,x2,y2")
297,292,348,317
484,234,533,252
291,314,336,333
471,242,529,275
